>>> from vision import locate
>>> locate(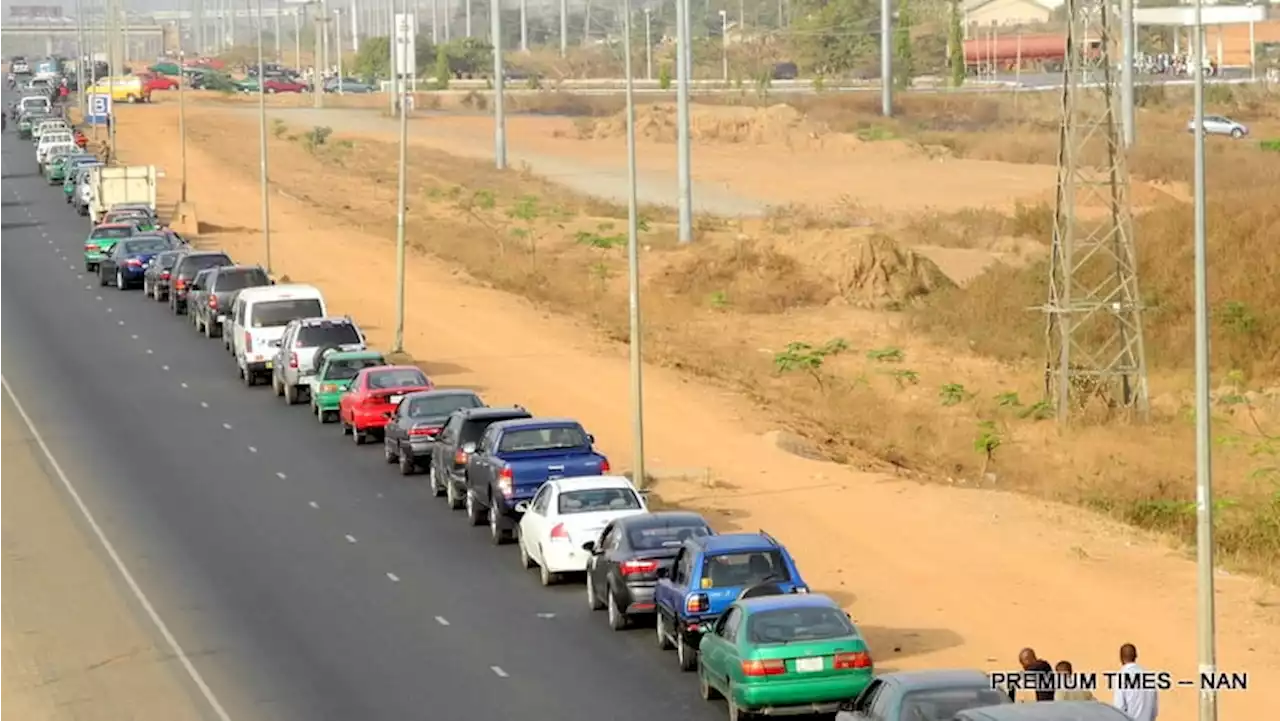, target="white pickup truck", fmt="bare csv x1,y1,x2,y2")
88,165,159,224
